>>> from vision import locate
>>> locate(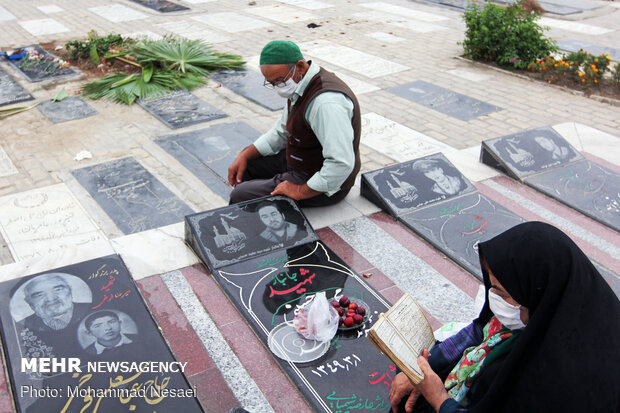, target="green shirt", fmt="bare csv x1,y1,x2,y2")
253,62,355,196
